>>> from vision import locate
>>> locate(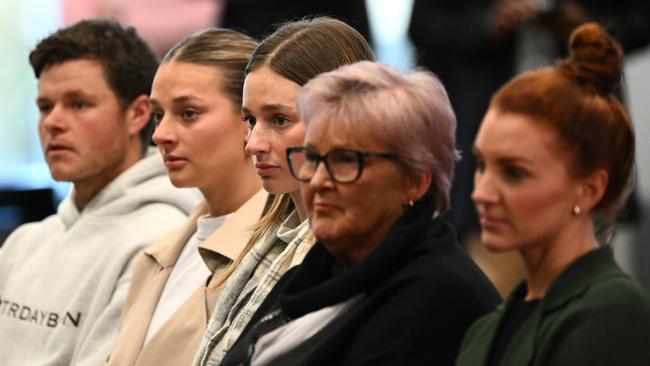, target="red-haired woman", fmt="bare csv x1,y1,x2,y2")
457,23,650,366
